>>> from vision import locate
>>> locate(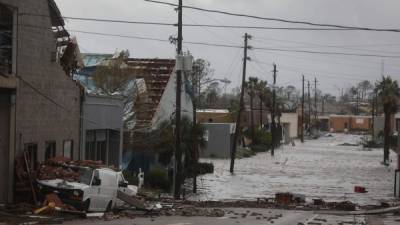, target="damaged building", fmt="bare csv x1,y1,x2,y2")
123,58,193,172
0,0,82,203
74,54,193,172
